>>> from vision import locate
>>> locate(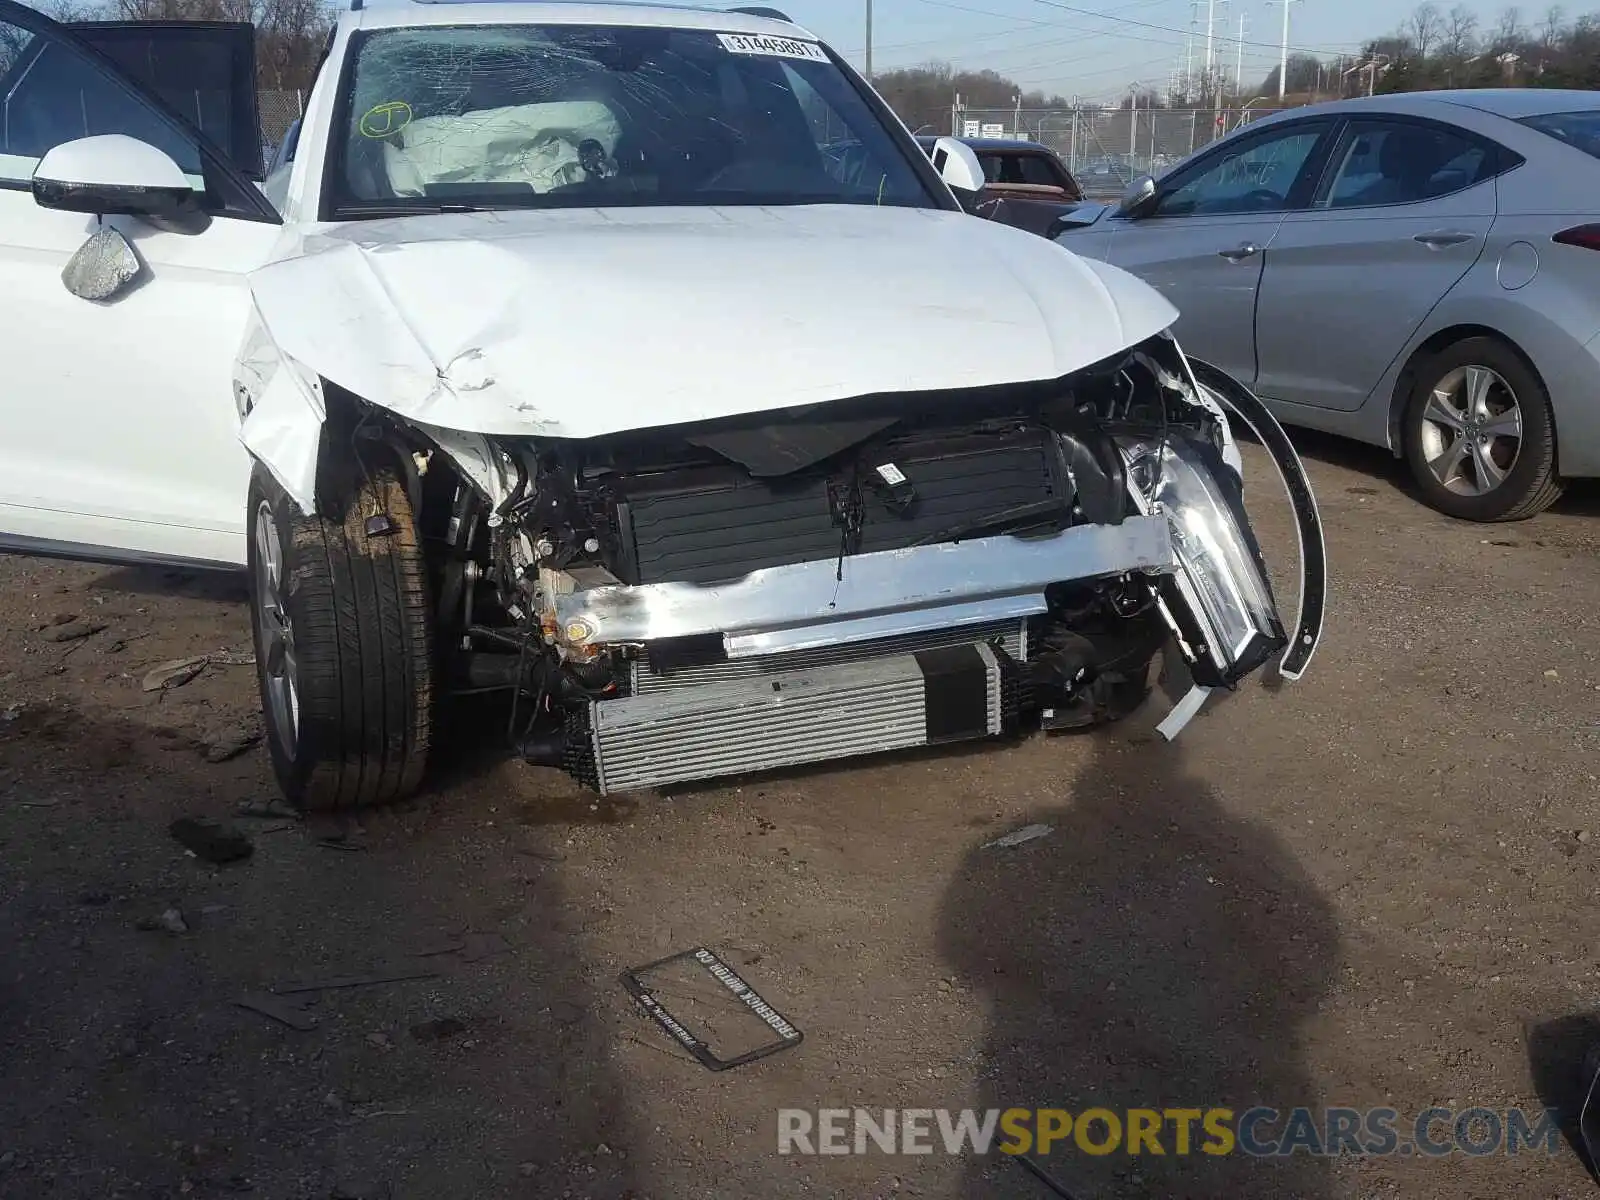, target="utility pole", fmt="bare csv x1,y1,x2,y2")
1234,11,1248,96
1268,0,1300,101
864,0,872,79
1128,83,1138,160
